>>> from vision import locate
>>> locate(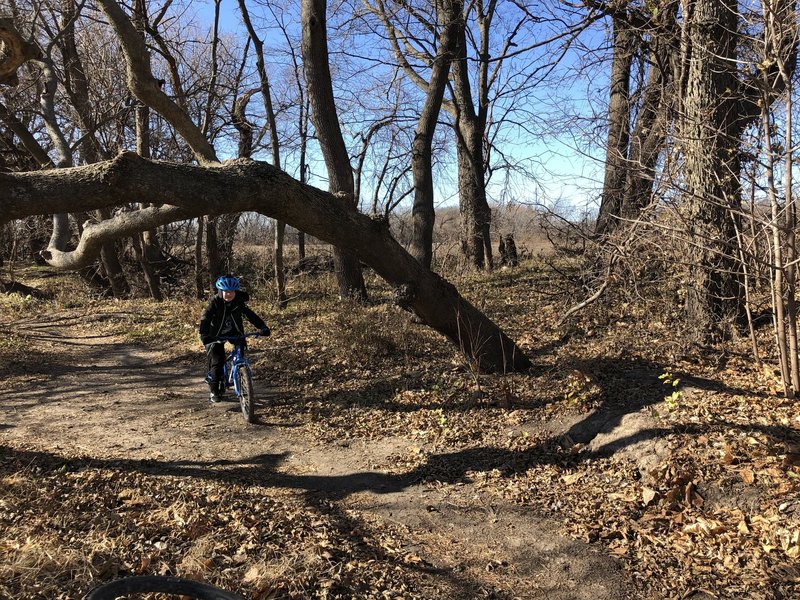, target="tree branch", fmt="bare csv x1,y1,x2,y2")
93,0,219,164
41,205,193,269
0,18,42,85
0,152,531,372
